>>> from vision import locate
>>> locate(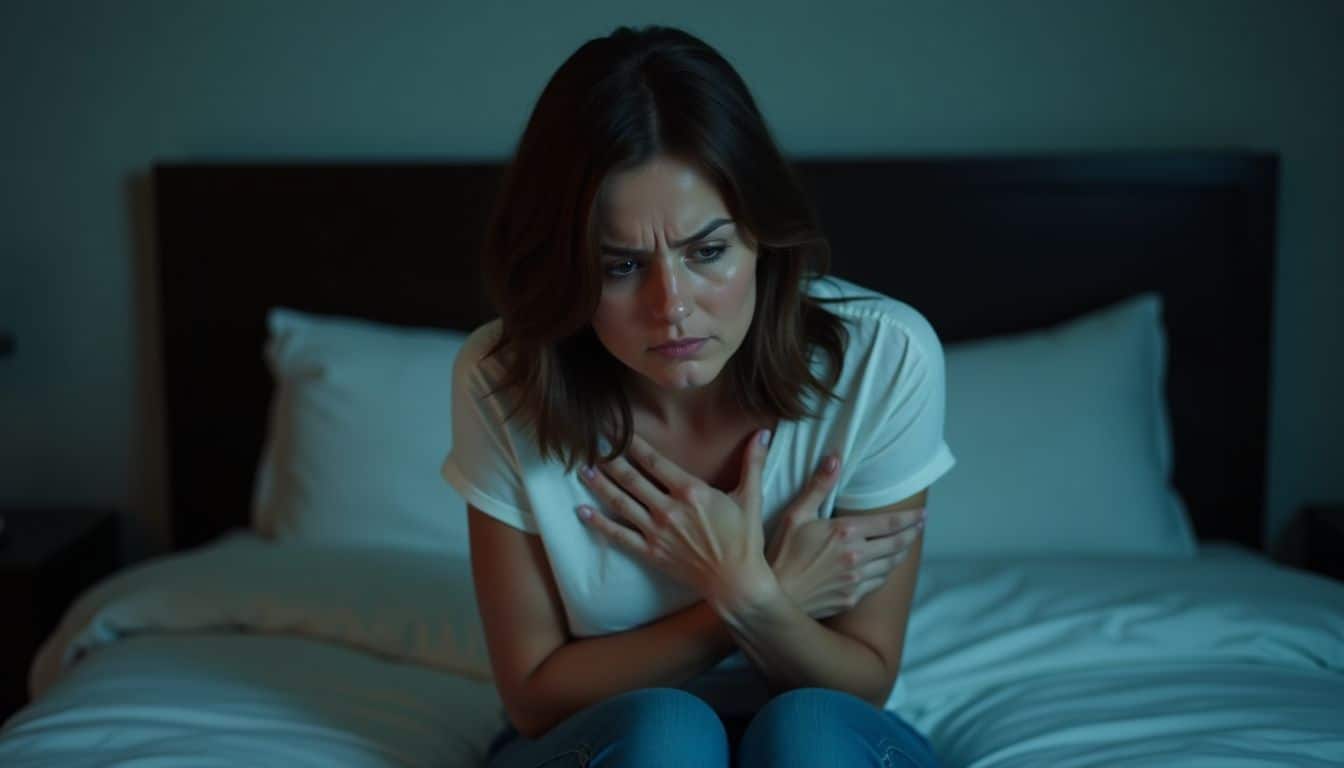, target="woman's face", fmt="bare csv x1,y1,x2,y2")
591,154,758,403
